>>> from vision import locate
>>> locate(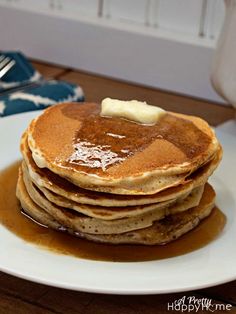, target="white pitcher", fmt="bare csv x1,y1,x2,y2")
211,0,236,108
